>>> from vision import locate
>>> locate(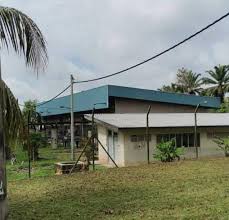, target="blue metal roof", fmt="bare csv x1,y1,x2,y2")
37,85,221,117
